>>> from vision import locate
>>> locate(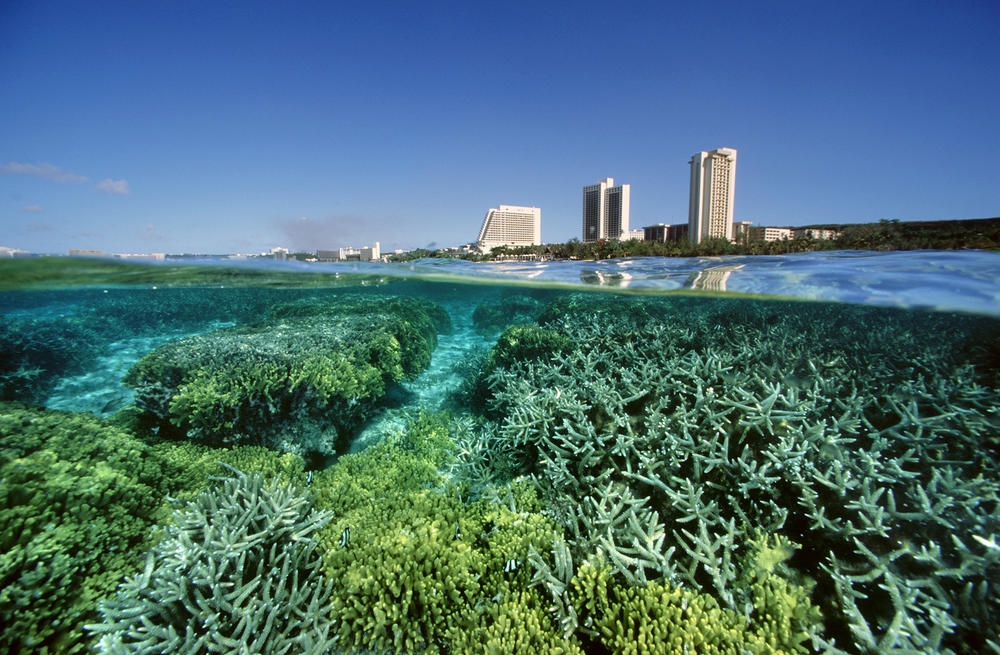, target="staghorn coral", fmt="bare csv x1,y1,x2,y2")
0,315,103,402
124,295,450,455
473,293,1000,653
88,466,335,654
471,293,545,333
0,402,311,654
